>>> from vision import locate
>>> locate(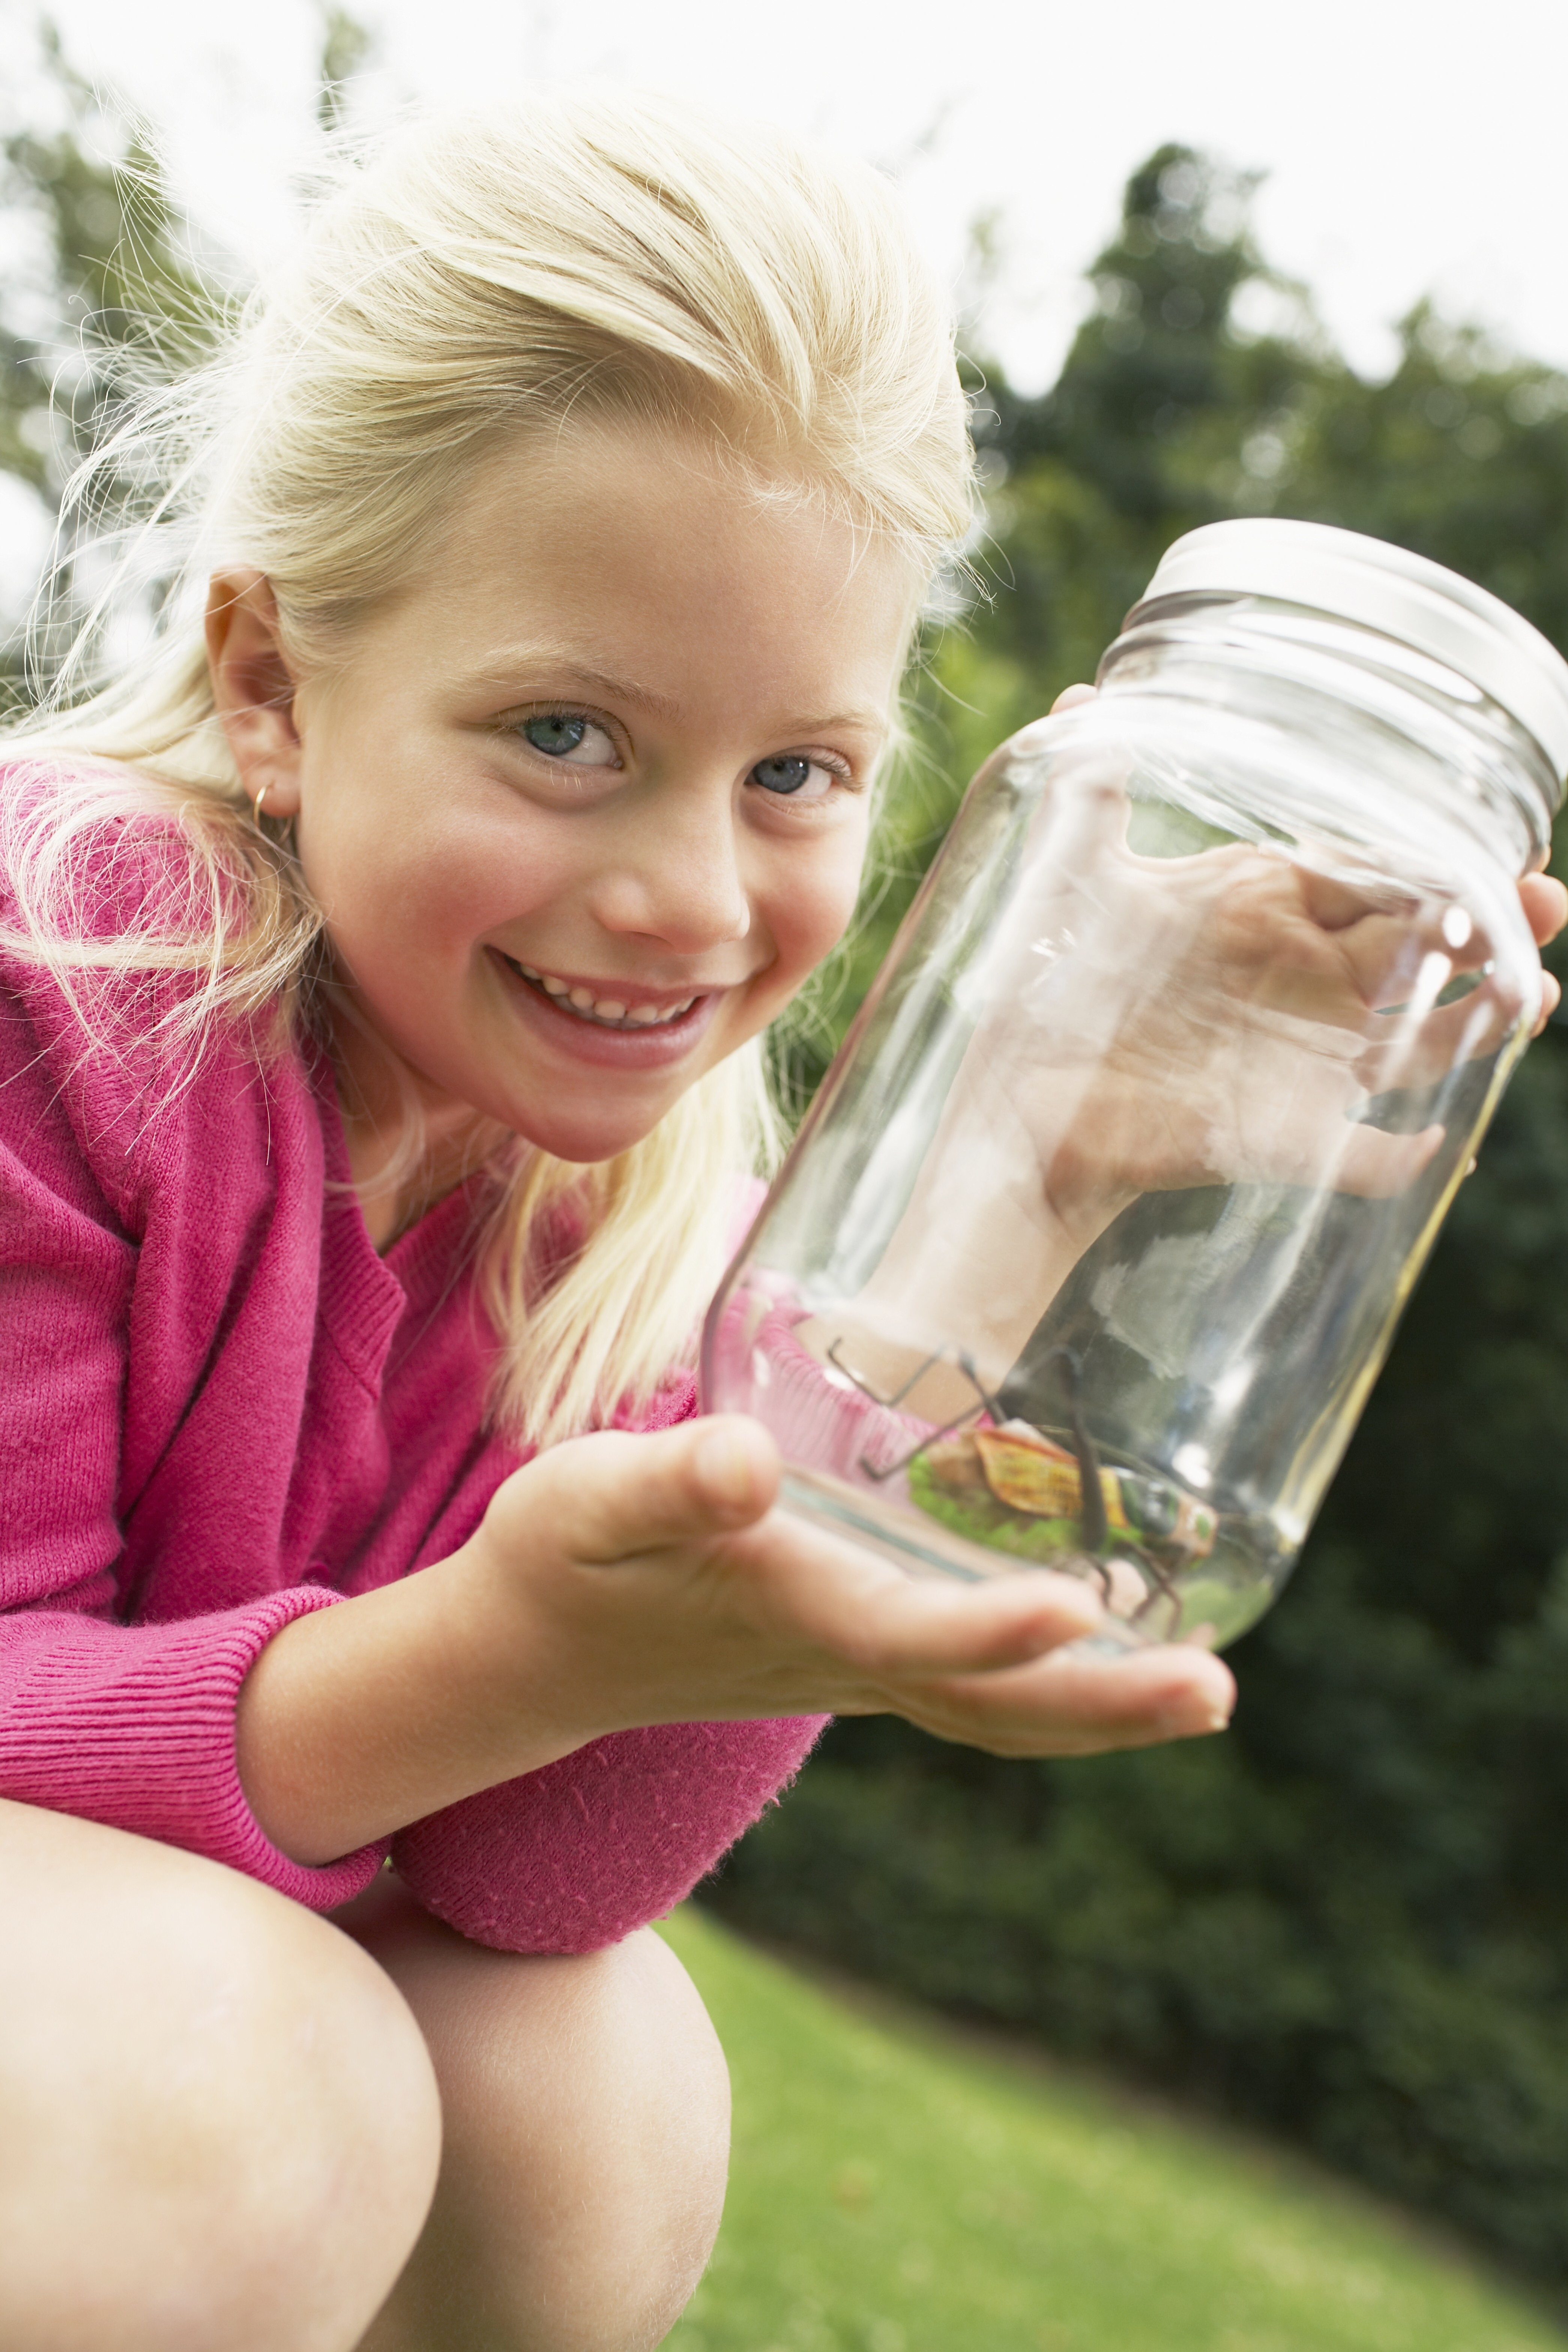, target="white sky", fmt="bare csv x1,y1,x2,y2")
5,0,1568,395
